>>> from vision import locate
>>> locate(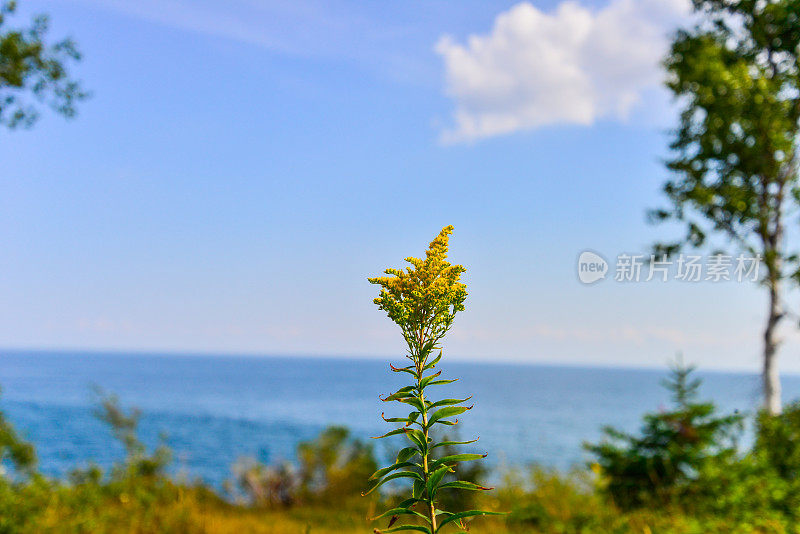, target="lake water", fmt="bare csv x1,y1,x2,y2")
0,350,794,488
